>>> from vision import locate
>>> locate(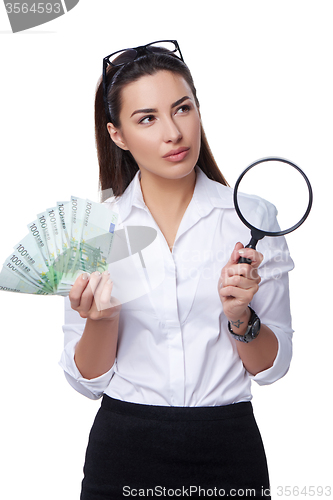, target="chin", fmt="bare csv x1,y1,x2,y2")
165,158,197,175
141,162,195,180
165,165,196,180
